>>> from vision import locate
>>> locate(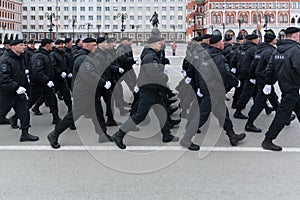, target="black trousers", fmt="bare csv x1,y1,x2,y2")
236,79,256,111
28,83,58,114
53,93,107,137
232,79,245,107
265,88,300,140
55,79,72,111
0,94,30,130
120,90,170,135
248,85,279,122
101,89,114,122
